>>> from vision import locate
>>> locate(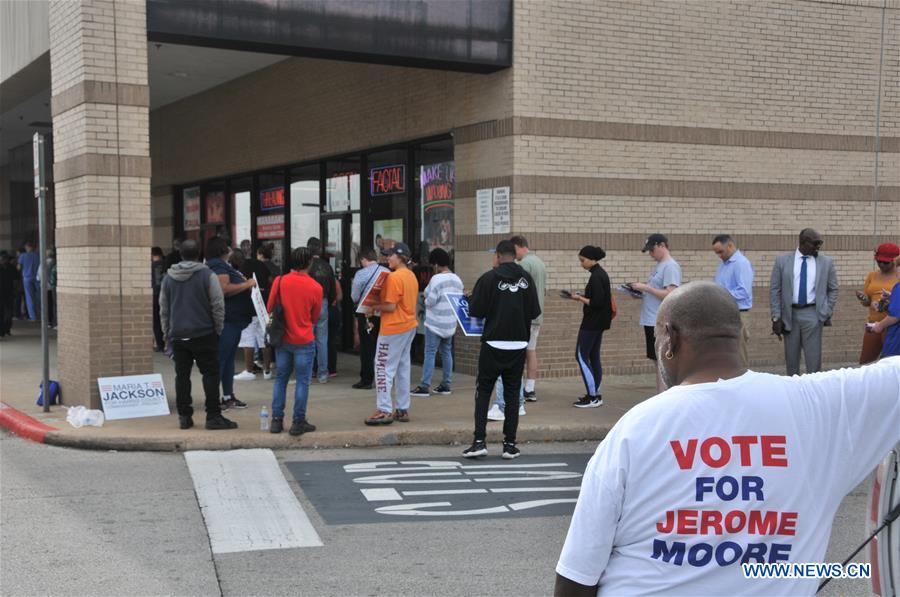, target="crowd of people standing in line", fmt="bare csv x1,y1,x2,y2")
151,229,900,450
0,241,57,338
